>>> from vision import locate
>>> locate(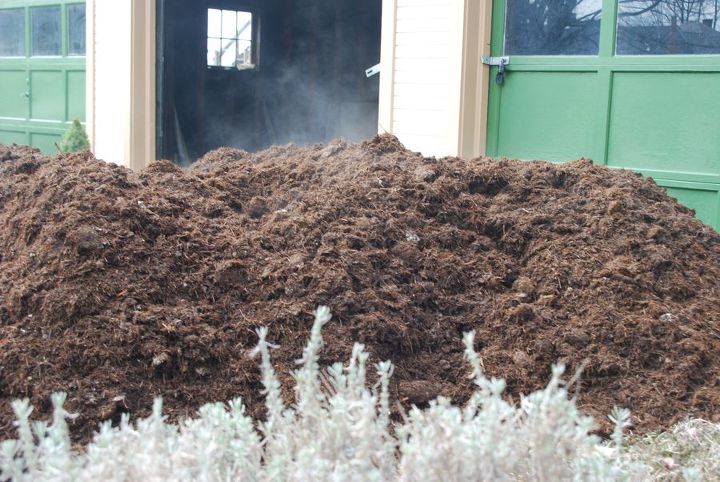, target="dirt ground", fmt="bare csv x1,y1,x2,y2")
1,136,719,443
